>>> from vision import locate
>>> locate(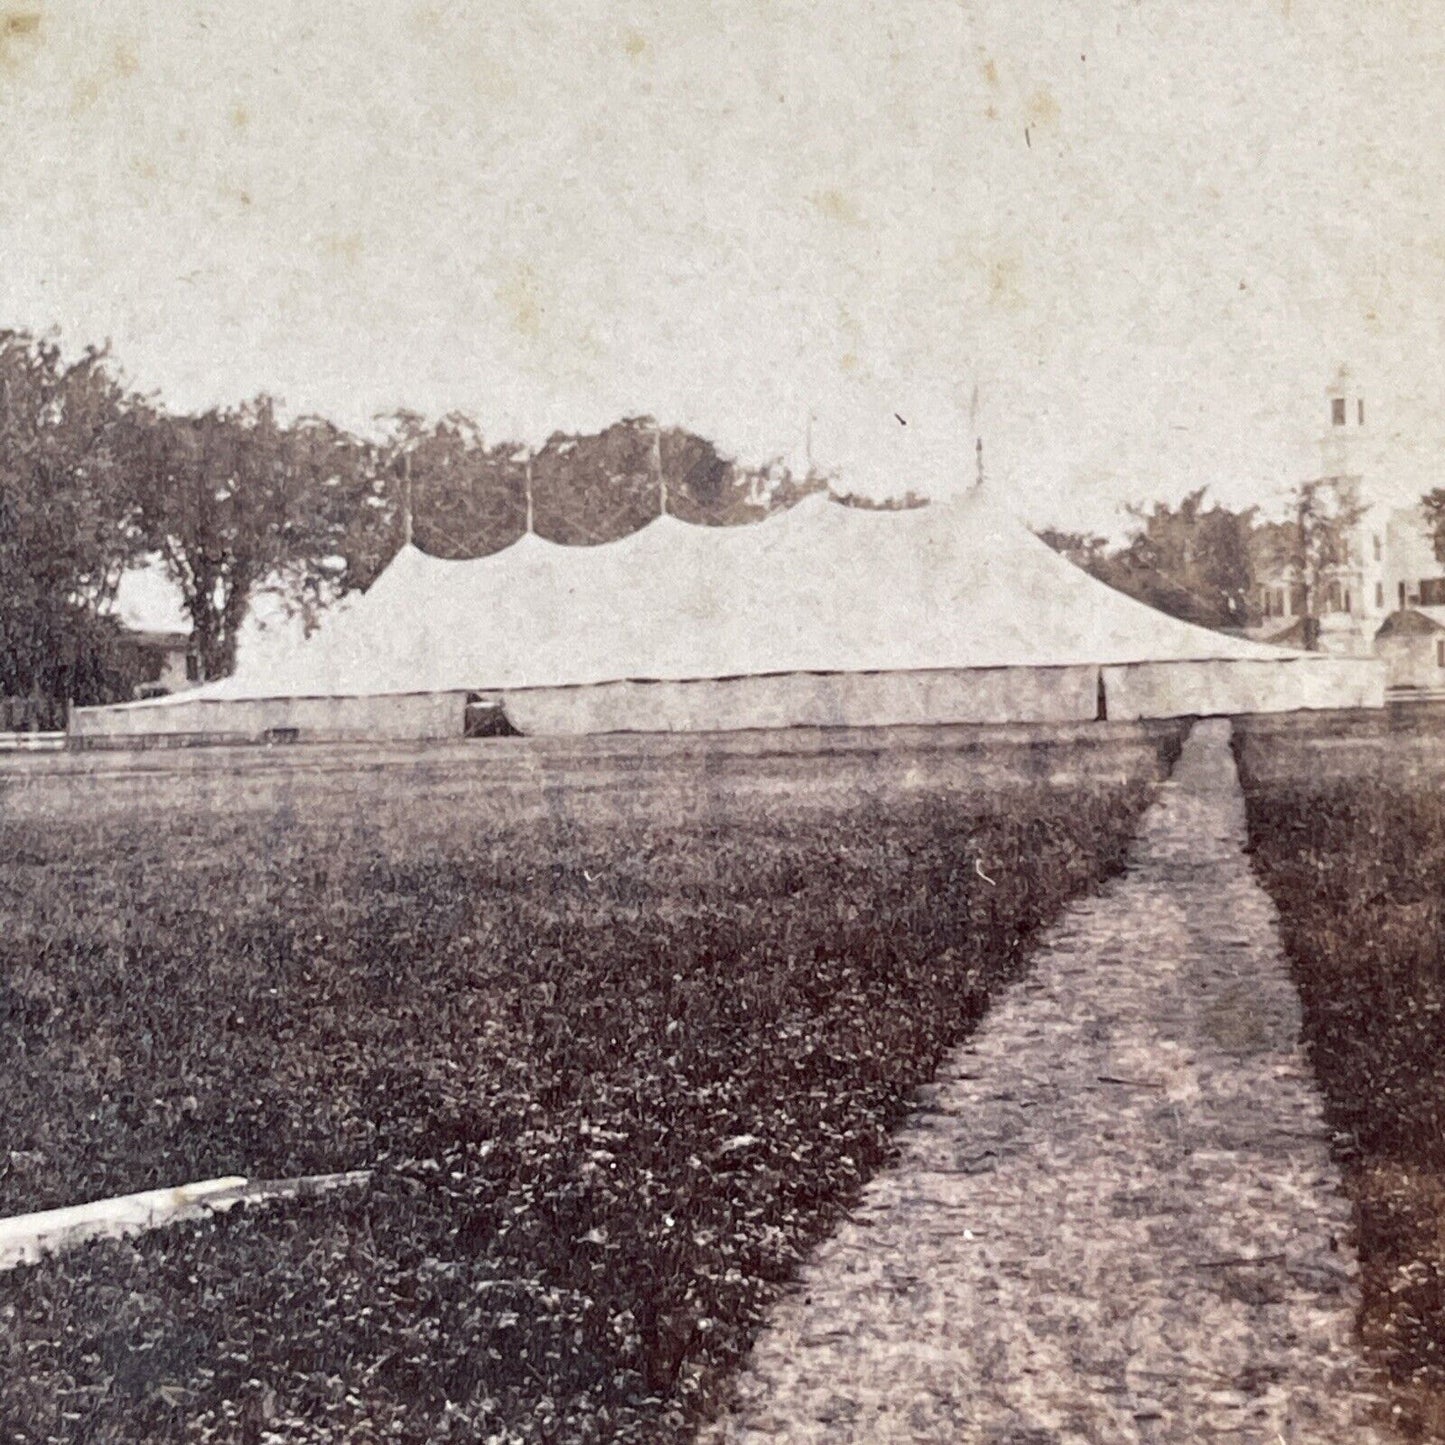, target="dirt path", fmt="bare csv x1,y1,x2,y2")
705,719,1391,1444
